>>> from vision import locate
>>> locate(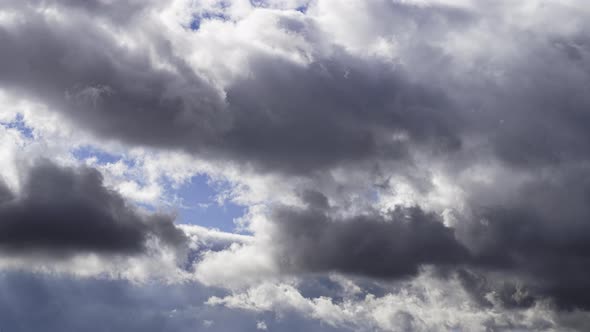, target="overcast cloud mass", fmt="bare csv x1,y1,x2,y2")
1,0,590,331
